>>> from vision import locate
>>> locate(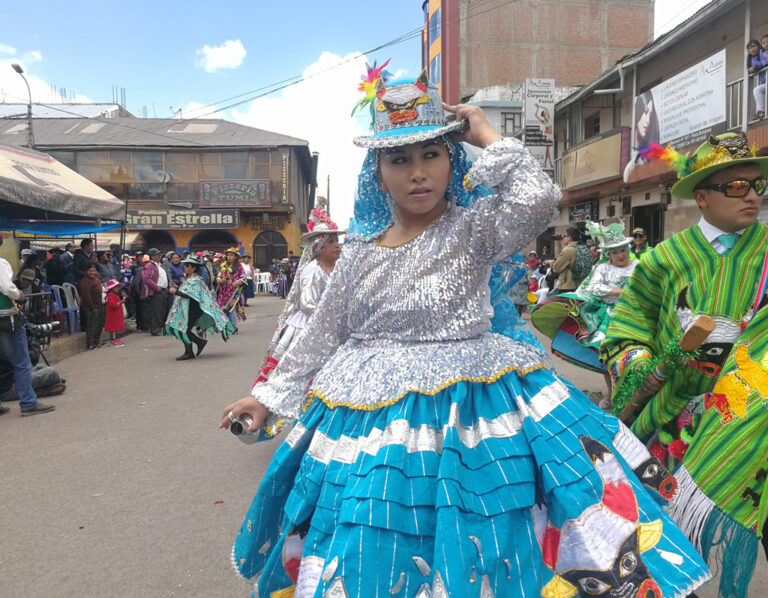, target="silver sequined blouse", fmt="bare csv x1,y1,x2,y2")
252,138,561,418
